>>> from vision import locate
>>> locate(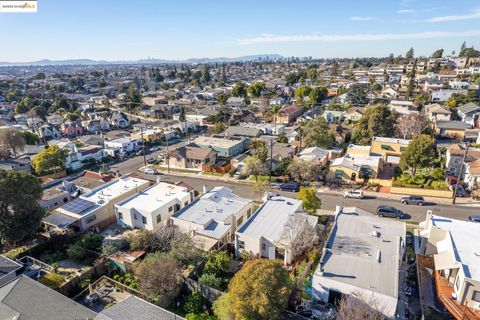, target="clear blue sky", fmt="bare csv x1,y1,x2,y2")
1,0,480,62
